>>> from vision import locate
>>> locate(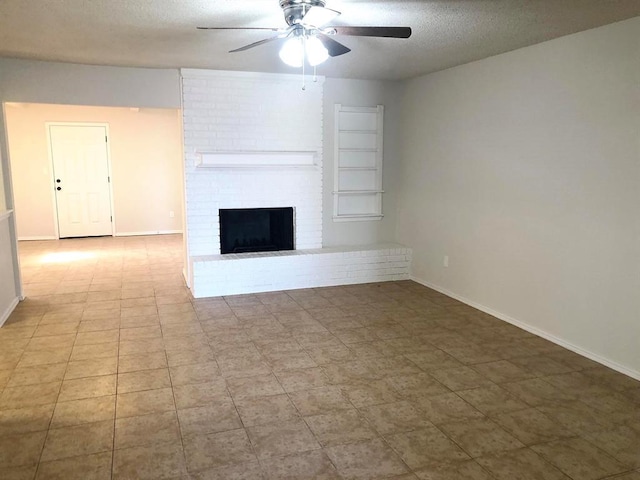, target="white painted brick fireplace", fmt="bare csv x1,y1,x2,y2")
181,69,410,297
